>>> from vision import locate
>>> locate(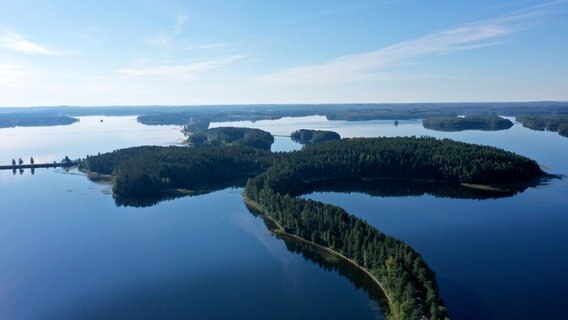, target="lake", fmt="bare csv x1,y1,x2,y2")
213,115,568,320
1,115,567,319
